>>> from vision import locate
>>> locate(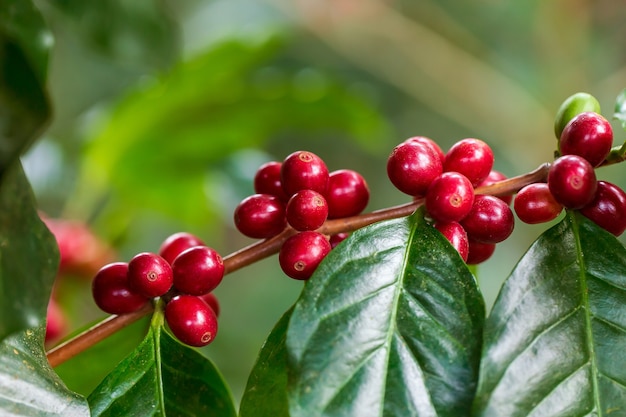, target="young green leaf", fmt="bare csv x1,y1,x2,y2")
0,326,89,416
287,211,485,417
88,308,236,417
615,88,626,131
239,307,292,417
0,161,59,342
473,213,626,416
